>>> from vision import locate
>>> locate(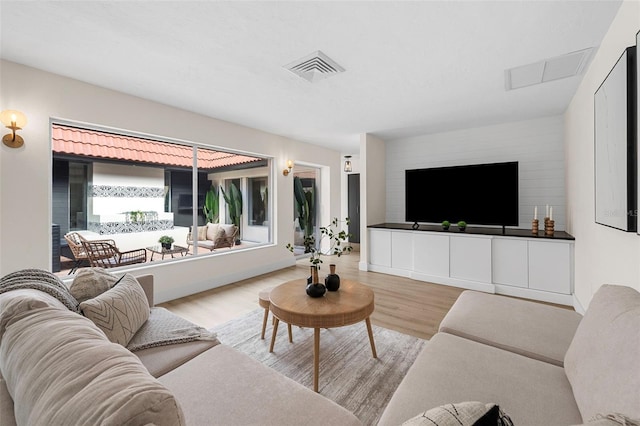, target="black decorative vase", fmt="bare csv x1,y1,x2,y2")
306,283,327,298
161,242,171,249
324,264,340,291
306,266,326,298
